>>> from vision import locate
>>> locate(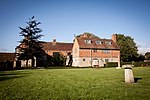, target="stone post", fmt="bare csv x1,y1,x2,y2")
122,65,134,83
